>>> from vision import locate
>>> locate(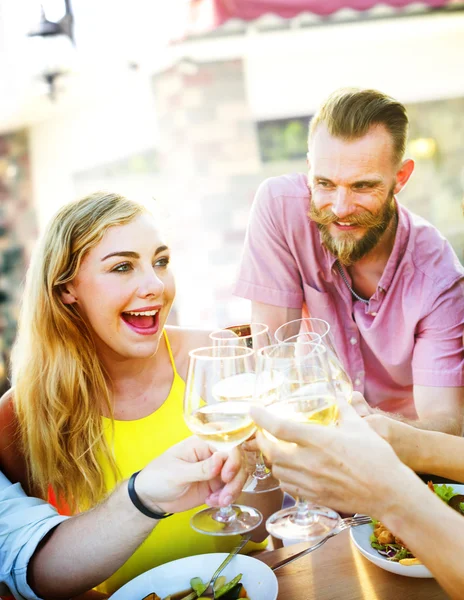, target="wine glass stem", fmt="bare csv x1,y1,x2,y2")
253,451,272,480
214,505,237,523
294,497,313,526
